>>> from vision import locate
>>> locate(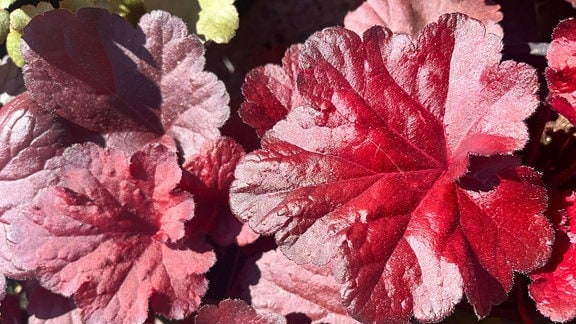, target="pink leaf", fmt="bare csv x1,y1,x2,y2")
5,143,215,323
22,8,229,159
182,137,258,246
243,250,359,323
344,0,503,37
195,299,286,324
529,191,576,322
231,14,552,322
546,18,576,125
